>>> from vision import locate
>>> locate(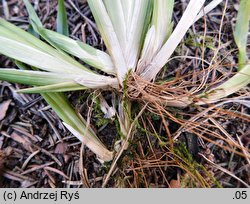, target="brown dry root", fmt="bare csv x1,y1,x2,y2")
126,73,197,108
